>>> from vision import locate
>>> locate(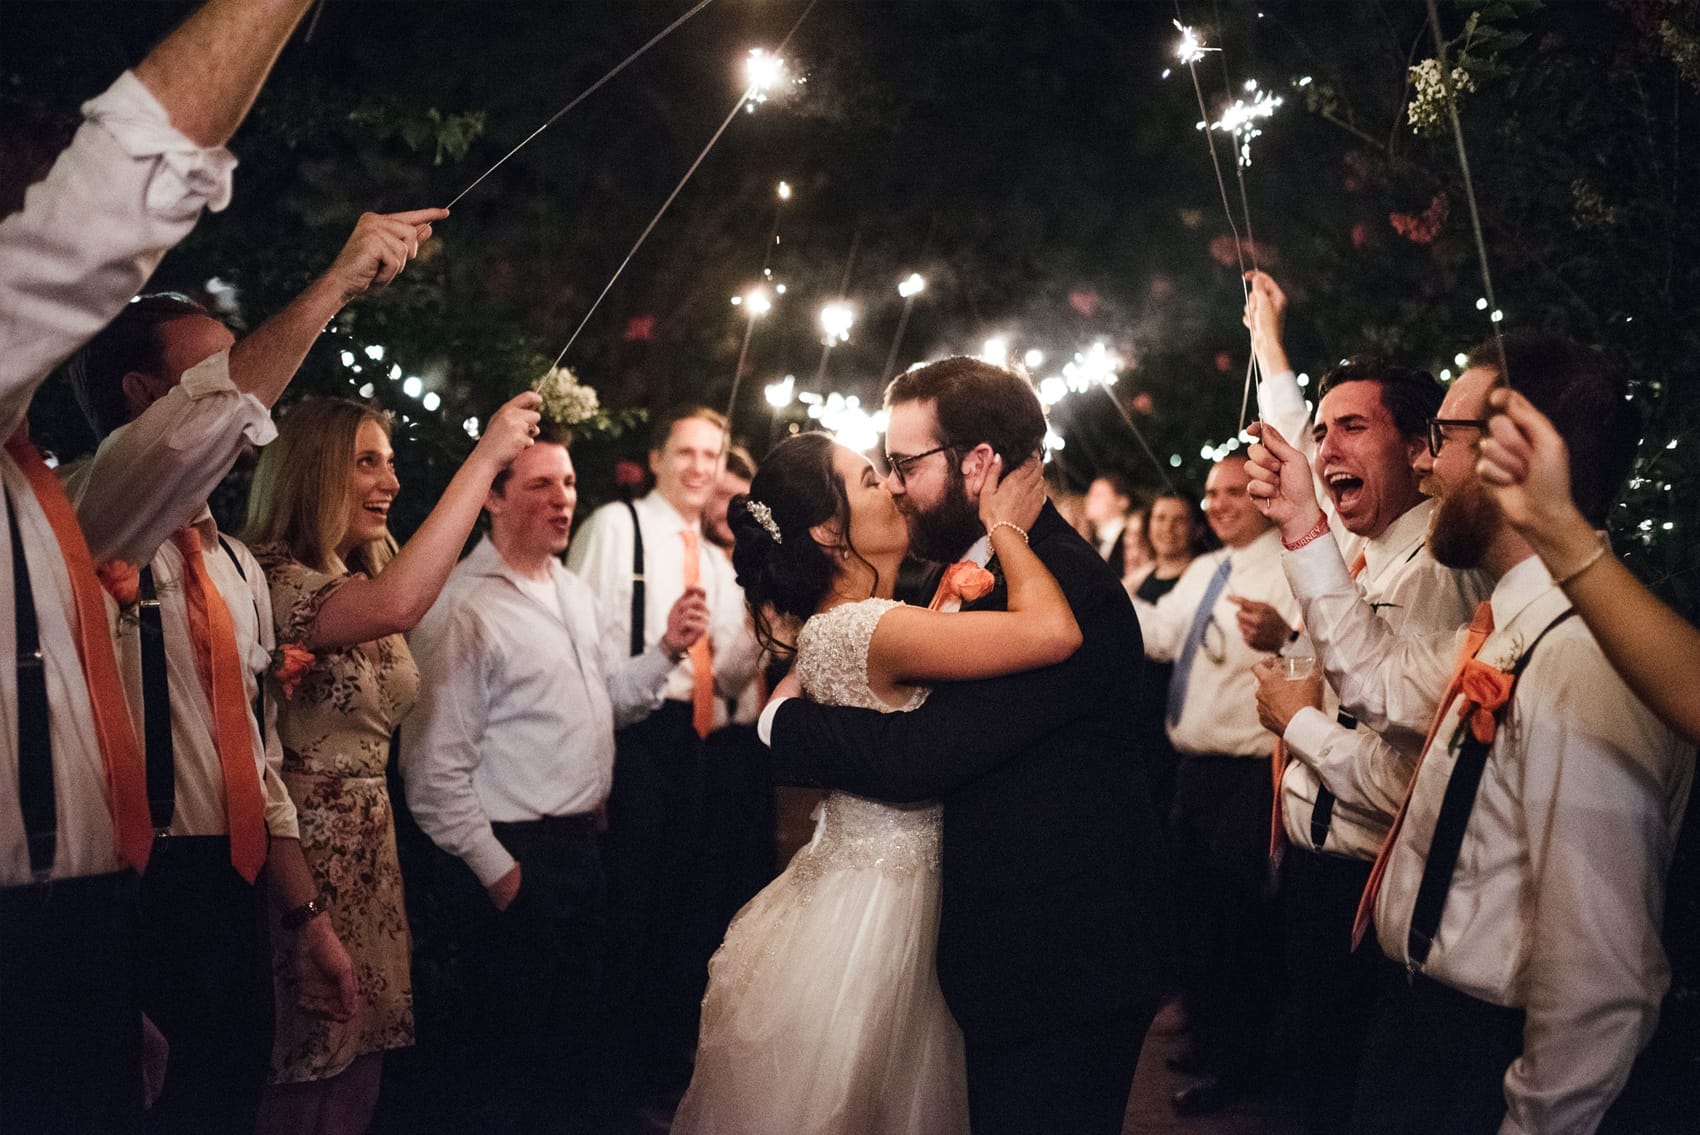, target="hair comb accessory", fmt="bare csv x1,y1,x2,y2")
746,499,782,544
